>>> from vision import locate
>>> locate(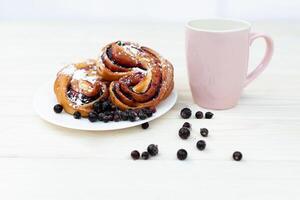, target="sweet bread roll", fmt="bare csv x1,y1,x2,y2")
54,59,108,117
98,41,174,110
